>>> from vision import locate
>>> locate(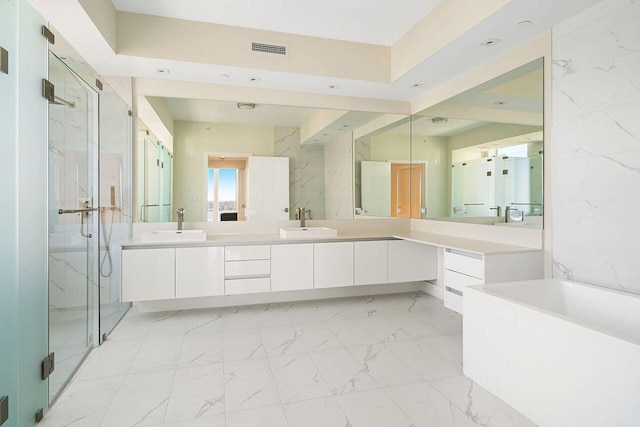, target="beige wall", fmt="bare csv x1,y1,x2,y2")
411,136,449,218
448,123,542,152
173,121,275,222
369,133,411,162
